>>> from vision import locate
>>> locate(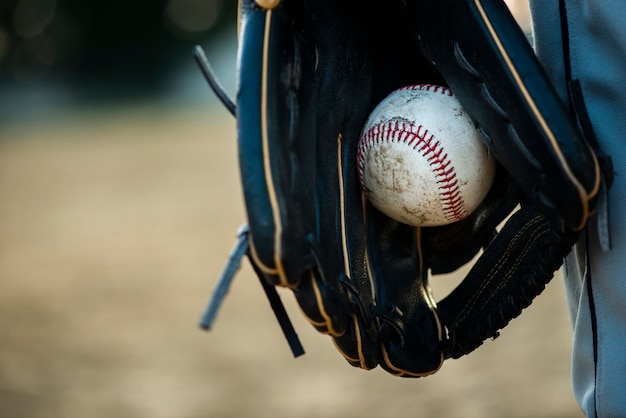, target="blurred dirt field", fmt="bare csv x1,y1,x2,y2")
0,104,583,418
